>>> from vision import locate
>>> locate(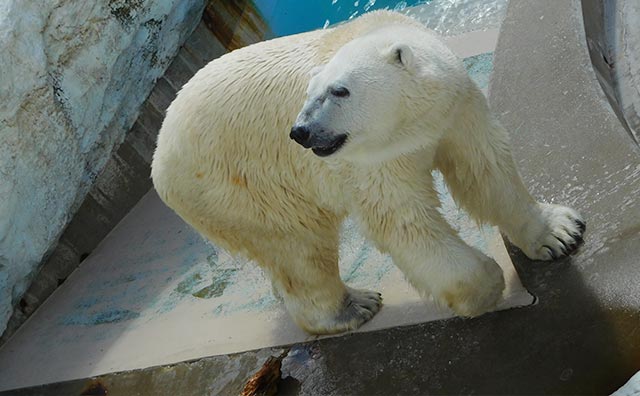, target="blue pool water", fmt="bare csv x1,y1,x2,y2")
253,0,429,37
253,0,508,37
